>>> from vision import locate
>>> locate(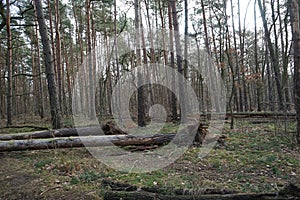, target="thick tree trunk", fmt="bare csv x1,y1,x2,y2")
34,0,62,129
